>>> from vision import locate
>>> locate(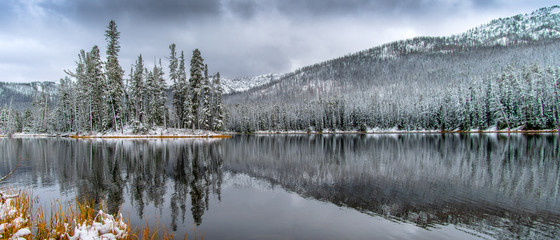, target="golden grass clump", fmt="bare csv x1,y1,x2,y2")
34,198,132,239
0,189,32,239
0,188,198,240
